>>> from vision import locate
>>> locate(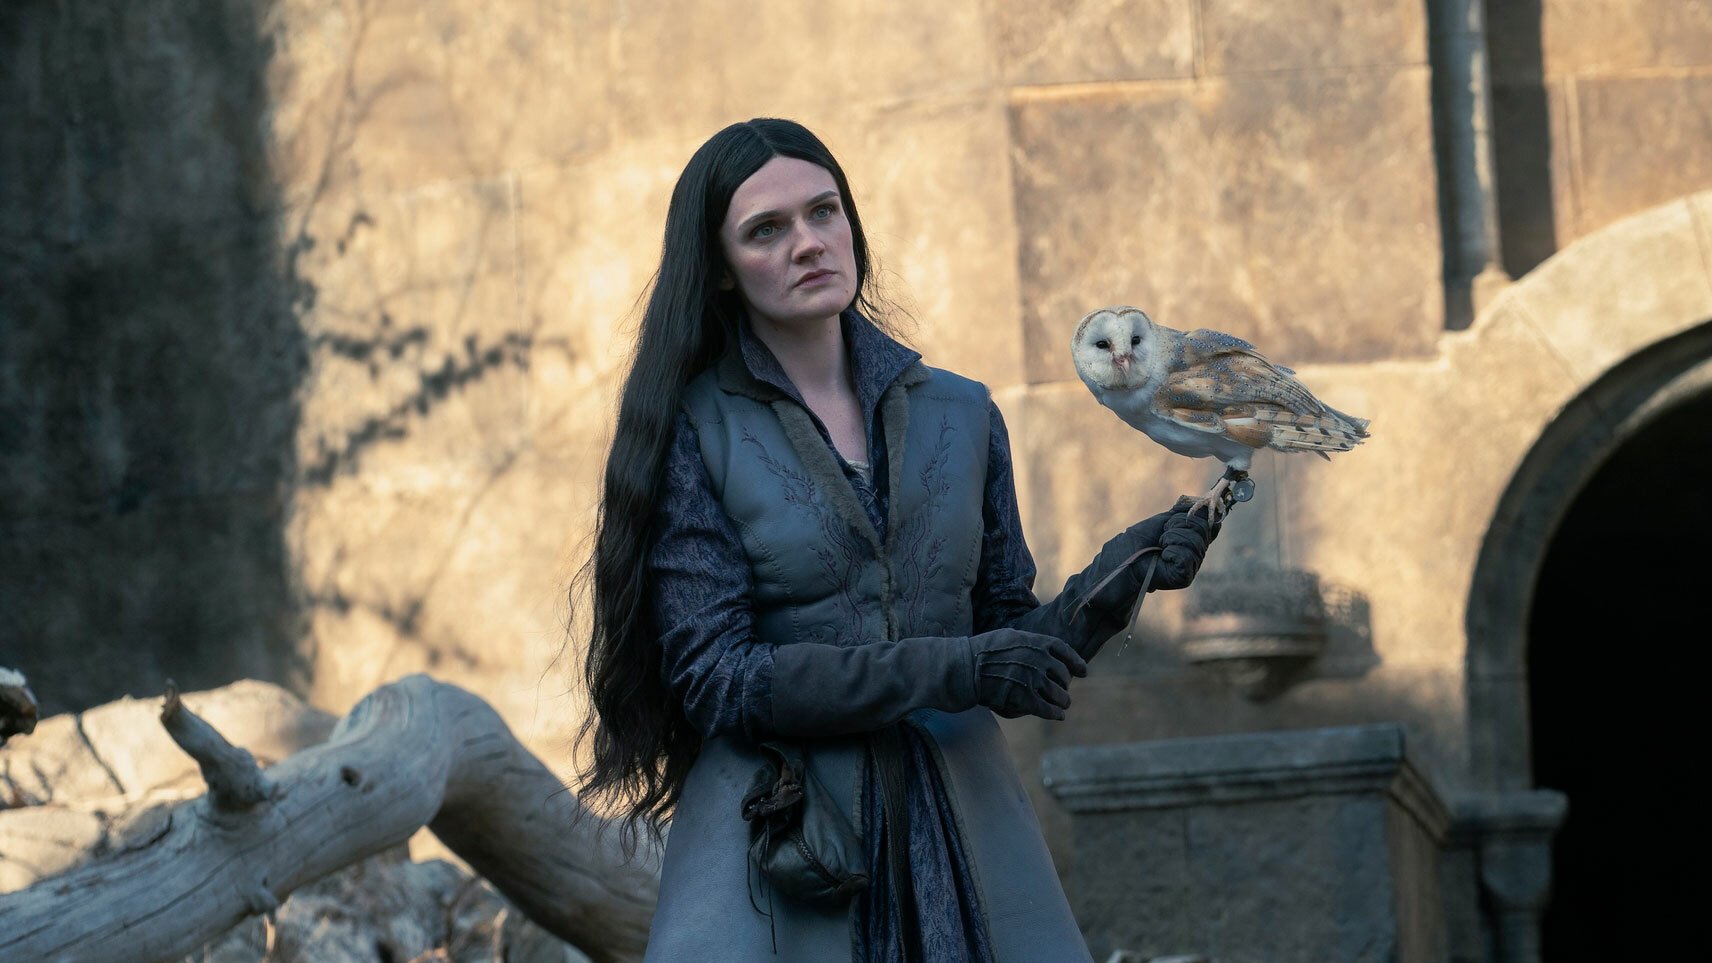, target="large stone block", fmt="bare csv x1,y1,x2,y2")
1044,724,1450,963
996,0,1195,86
513,140,688,447
269,0,614,199
1542,0,1712,76
1199,0,1427,74
604,0,997,147
297,447,593,752
0,806,109,893
825,95,1028,389
1010,67,1443,383
1565,72,1712,238
1252,324,1573,673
